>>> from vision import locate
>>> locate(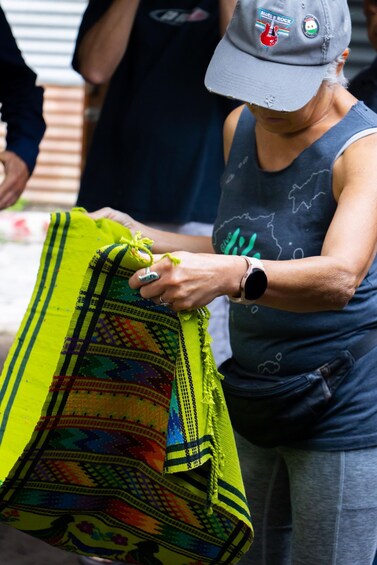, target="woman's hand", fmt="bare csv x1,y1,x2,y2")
88,207,140,231
130,252,246,311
